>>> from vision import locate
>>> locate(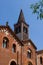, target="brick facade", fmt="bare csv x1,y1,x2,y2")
0,10,43,65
